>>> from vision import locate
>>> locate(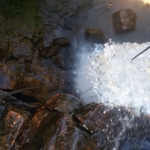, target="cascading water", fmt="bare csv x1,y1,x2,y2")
76,41,150,115
74,41,150,149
